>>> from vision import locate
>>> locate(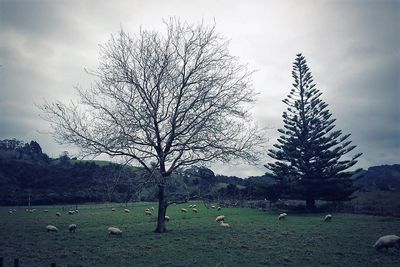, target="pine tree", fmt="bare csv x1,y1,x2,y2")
265,54,362,209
